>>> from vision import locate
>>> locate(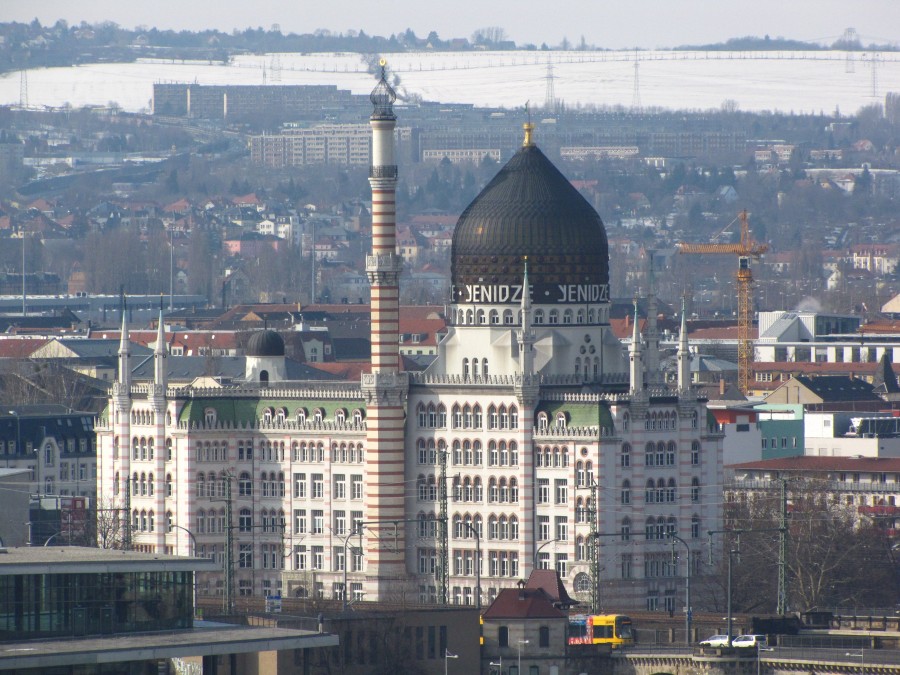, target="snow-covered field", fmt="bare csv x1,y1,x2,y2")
1,50,897,115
